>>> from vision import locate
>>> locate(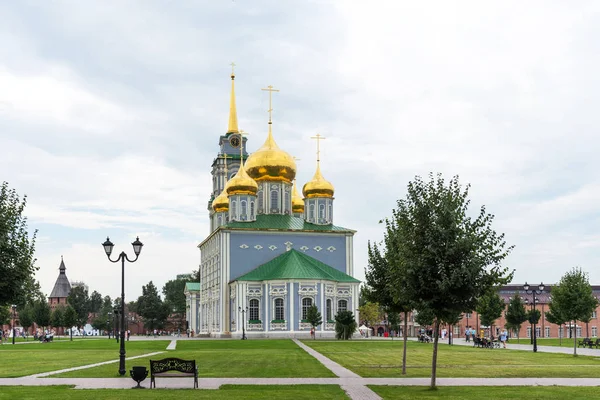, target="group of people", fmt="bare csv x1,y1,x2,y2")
465,327,509,348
